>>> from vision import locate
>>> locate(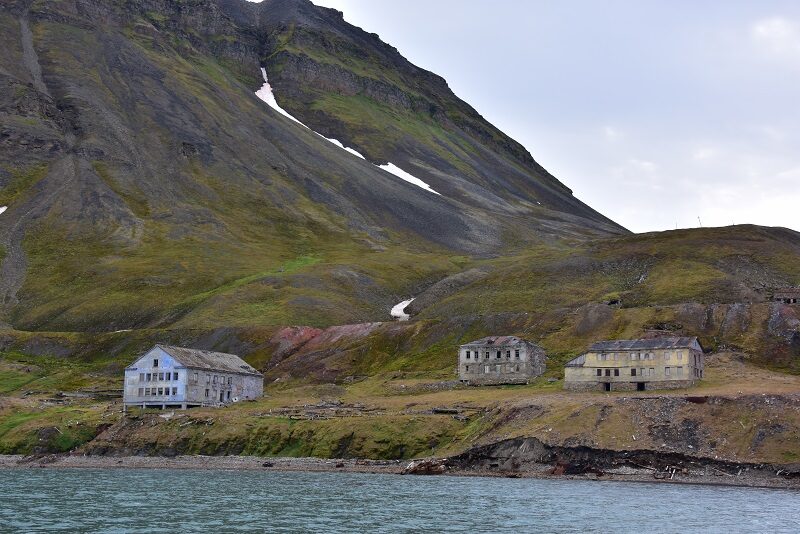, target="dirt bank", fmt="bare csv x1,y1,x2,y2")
1,451,798,489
